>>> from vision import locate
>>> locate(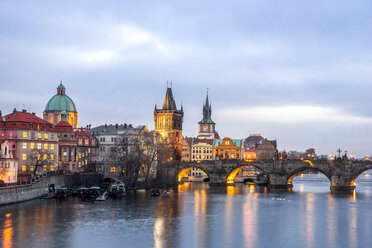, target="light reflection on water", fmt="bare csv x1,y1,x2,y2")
0,174,372,248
